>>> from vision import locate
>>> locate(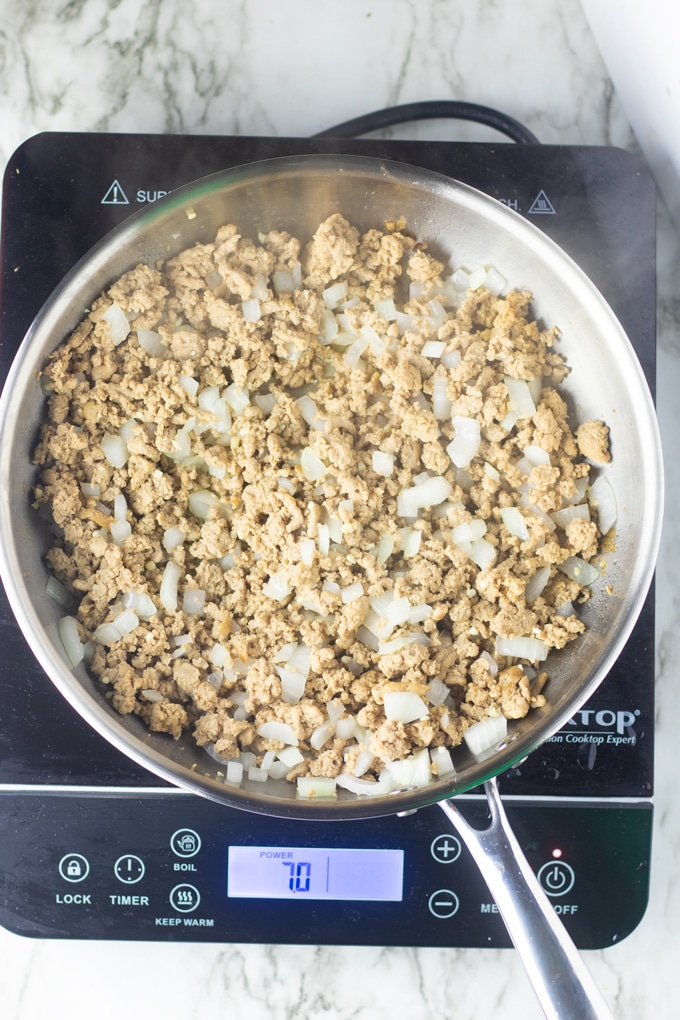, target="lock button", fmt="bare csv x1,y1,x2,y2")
59,853,90,883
